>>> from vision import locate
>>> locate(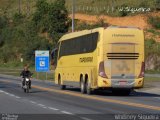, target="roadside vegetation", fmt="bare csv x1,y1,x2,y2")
0,0,159,17
0,66,158,85
0,0,69,67
0,67,54,81
0,0,160,74
148,16,160,29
